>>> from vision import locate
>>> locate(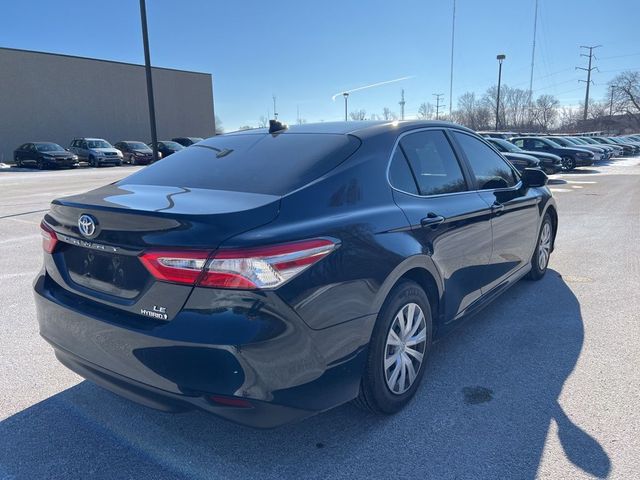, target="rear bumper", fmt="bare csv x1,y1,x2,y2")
33,272,374,428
